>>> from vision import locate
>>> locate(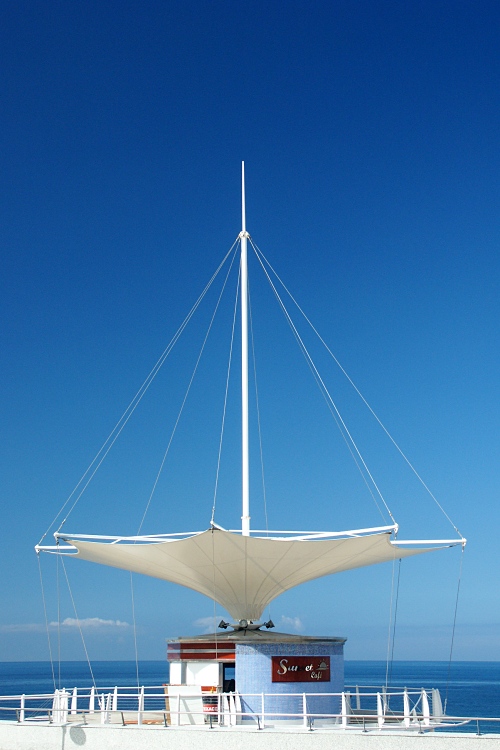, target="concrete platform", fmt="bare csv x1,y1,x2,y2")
0,723,499,750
